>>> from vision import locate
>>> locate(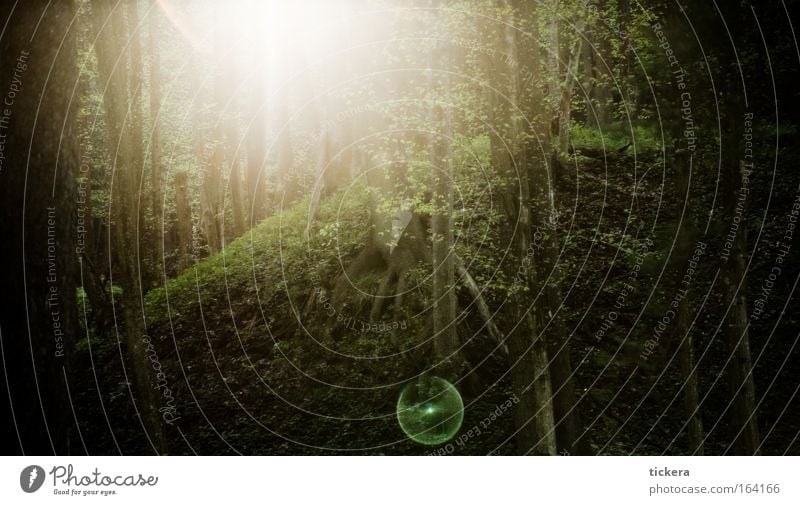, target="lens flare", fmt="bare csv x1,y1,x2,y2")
397,376,464,445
